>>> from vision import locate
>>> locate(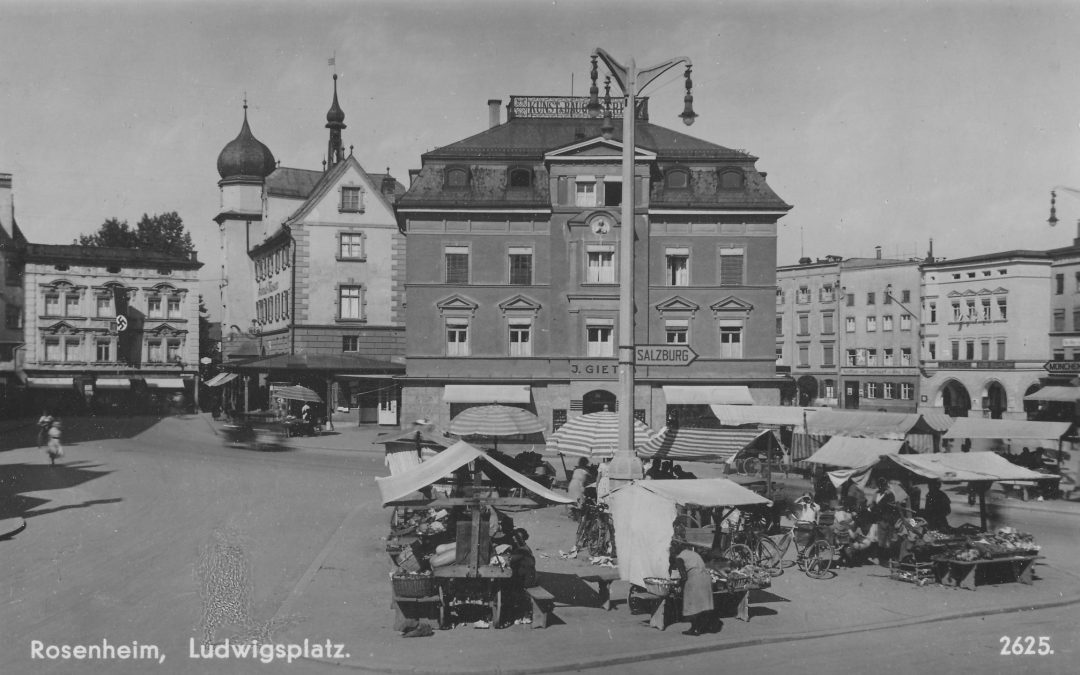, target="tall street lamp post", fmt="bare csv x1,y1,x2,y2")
587,48,697,485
